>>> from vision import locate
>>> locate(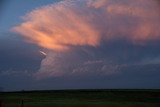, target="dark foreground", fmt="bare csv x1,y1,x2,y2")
0,89,160,107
